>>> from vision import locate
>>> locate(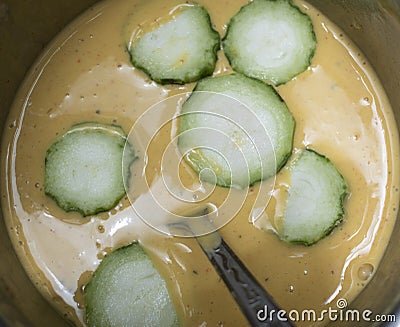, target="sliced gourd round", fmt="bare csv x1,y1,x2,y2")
84,242,179,327
223,0,316,86
178,73,295,188
128,4,220,84
44,122,135,216
278,149,348,245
